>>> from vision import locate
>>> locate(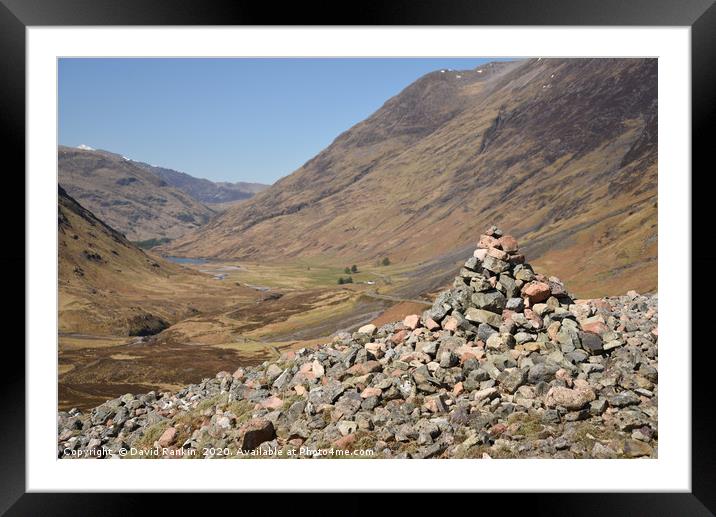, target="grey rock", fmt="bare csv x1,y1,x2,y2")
527,362,560,383
499,368,527,394
471,290,507,313
608,390,641,408
477,323,498,341
465,308,502,328
579,332,604,354
506,297,524,311
482,255,509,273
